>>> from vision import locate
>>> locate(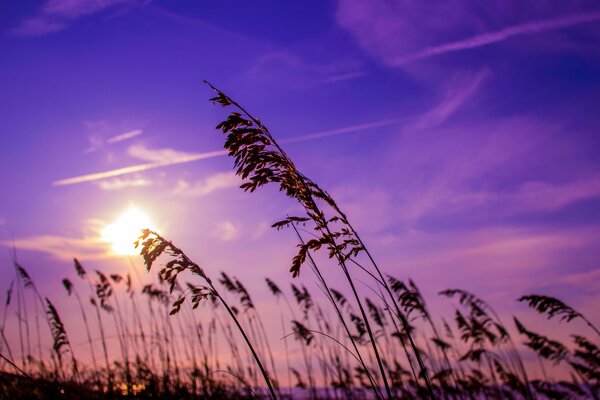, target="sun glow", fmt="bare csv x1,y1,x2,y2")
102,206,157,256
